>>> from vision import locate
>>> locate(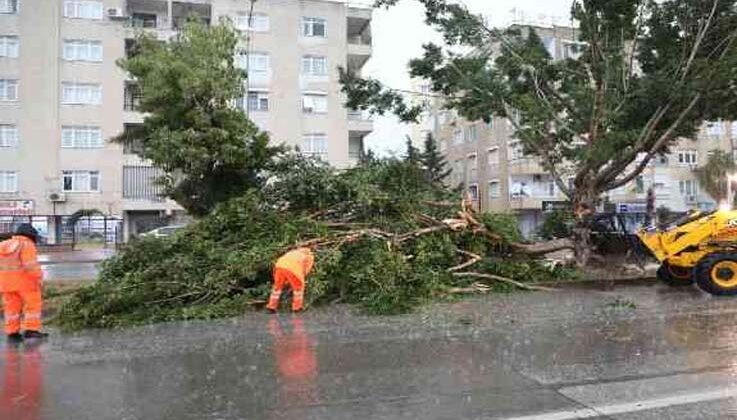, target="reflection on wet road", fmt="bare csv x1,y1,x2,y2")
6,283,737,419
41,262,99,281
